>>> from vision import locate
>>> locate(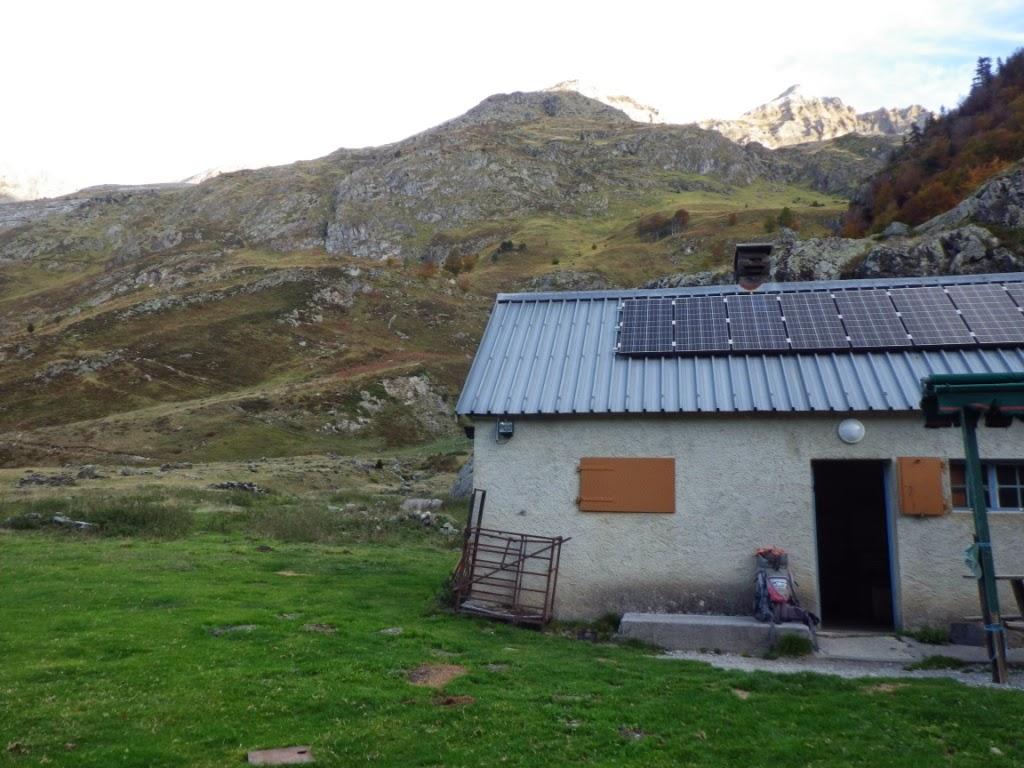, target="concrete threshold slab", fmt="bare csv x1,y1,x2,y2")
618,612,810,654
